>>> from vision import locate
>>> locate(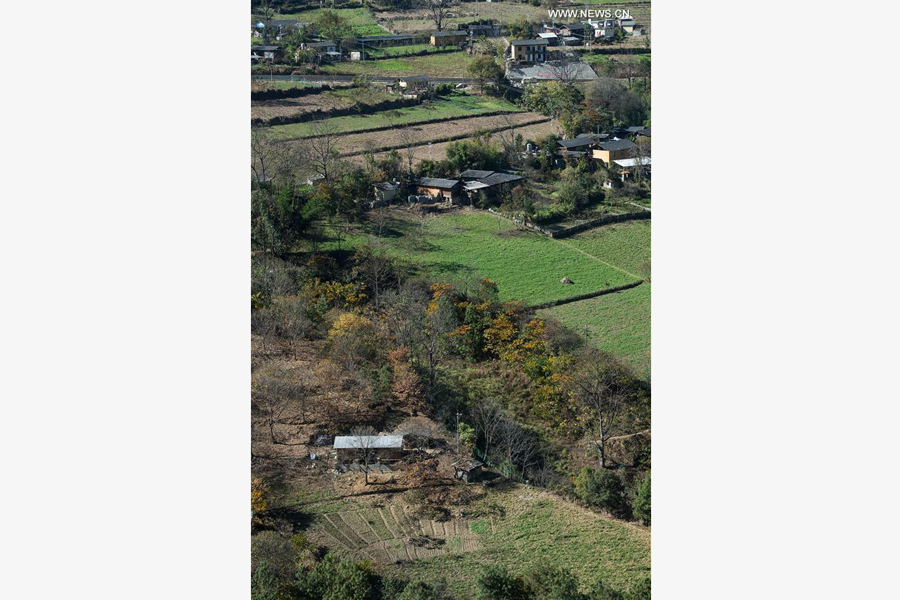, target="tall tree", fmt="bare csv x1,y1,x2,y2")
568,351,632,468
